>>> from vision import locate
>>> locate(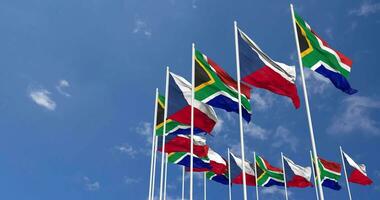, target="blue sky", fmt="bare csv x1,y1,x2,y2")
0,0,379,199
